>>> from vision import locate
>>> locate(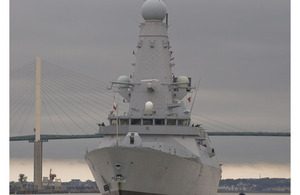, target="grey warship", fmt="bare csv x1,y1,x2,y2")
85,0,222,194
